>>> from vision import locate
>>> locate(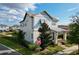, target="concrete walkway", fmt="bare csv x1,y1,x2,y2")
0,44,21,55
55,45,78,55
